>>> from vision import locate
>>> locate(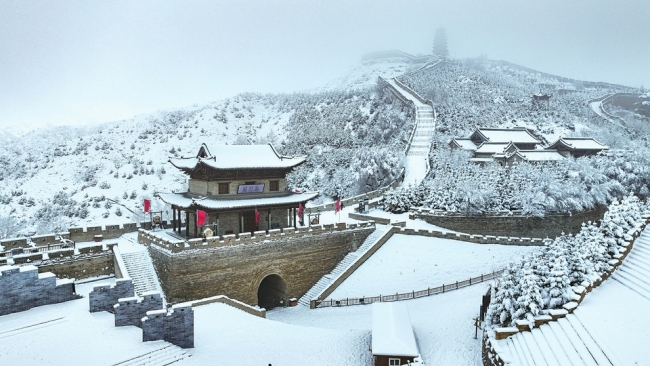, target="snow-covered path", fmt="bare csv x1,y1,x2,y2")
271,284,487,366
383,78,436,186
328,234,539,299
590,100,606,118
